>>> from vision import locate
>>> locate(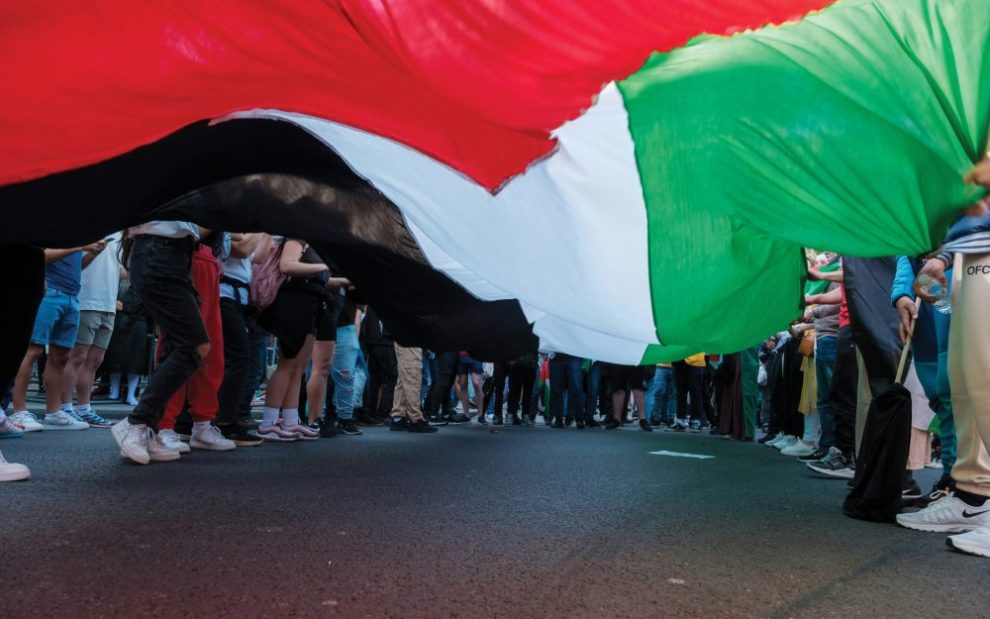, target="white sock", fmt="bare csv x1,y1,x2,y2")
77,403,91,414
126,374,140,401
109,372,121,398
282,408,301,427
61,402,73,412
193,420,211,434
262,407,280,427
